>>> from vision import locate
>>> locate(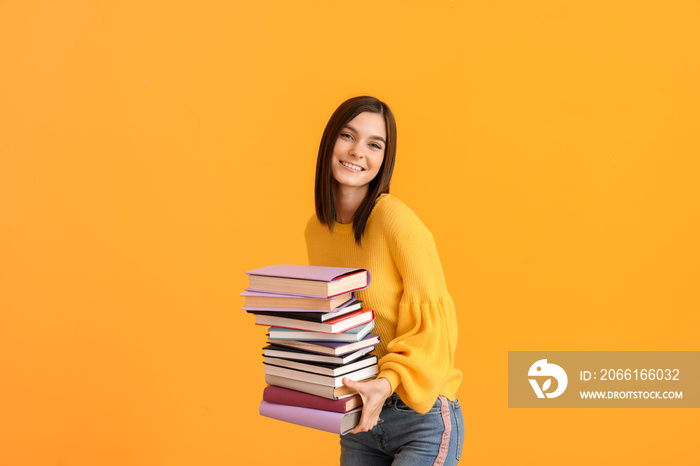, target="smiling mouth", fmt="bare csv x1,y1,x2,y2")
340,161,365,172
